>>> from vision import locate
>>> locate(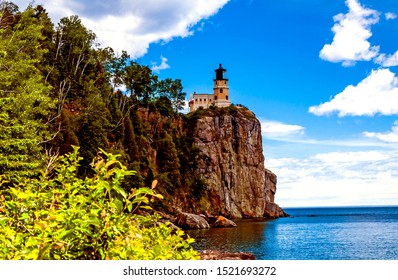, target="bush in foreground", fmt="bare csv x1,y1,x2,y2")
0,146,199,260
